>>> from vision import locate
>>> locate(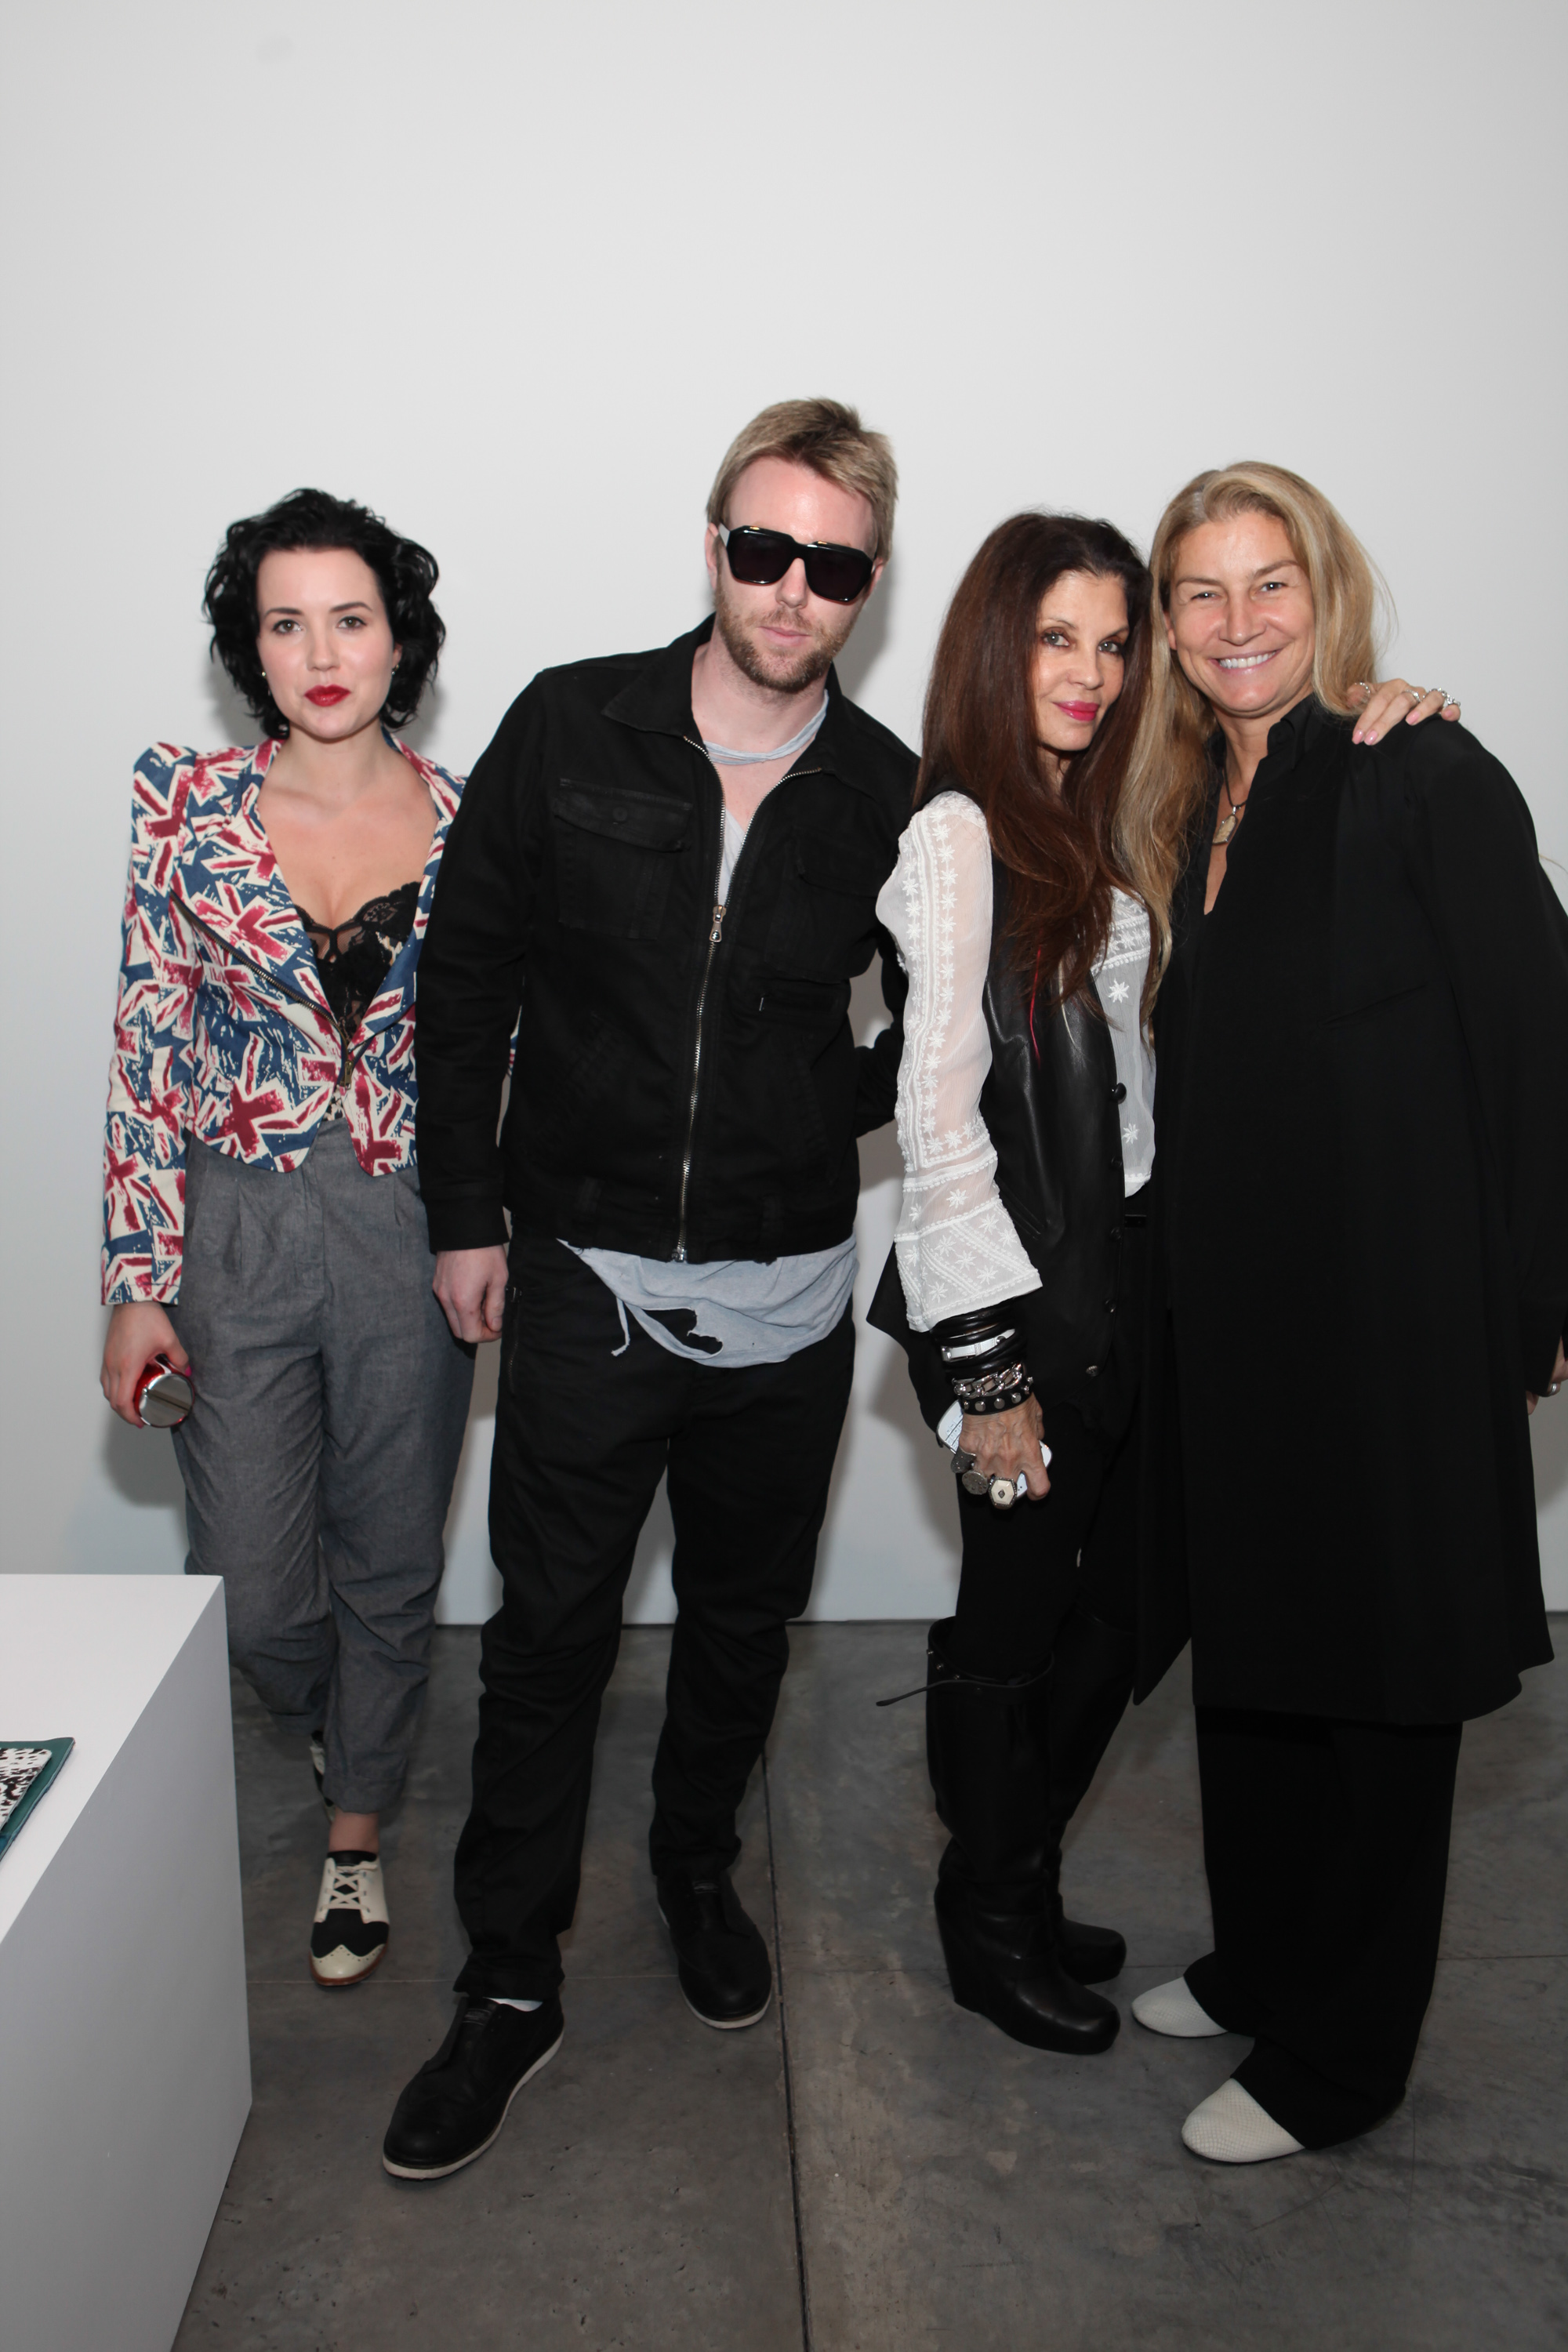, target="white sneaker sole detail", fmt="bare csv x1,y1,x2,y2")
657,1902,773,2030
381,2030,564,2180
677,1982,773,2031
1181,2078,1304,2164
1131,1977,1228,2037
